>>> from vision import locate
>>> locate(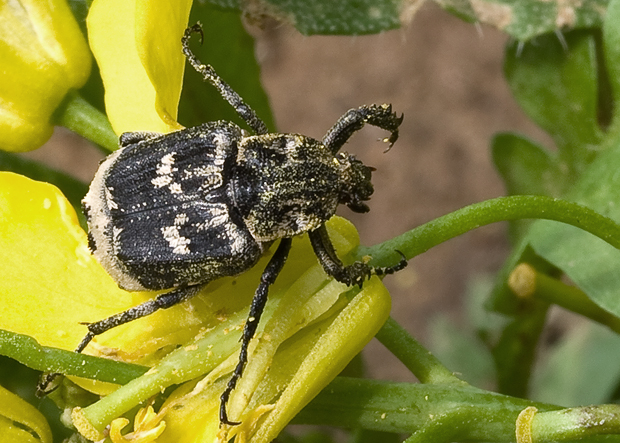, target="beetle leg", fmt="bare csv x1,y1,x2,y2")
181,24,268,136
76,285,202,352
220,237,292,427
37,285,202,396
309,225,407,287
322,104,404,154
